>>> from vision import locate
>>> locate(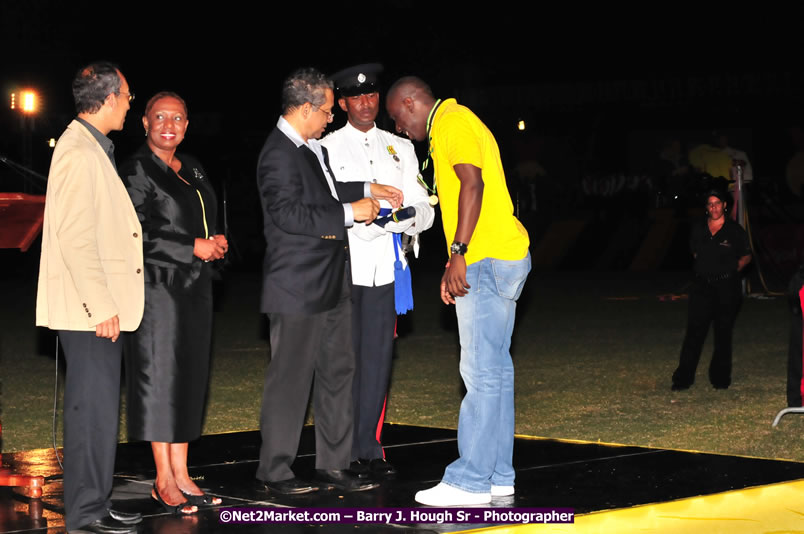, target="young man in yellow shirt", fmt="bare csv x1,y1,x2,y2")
387,76,530,506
